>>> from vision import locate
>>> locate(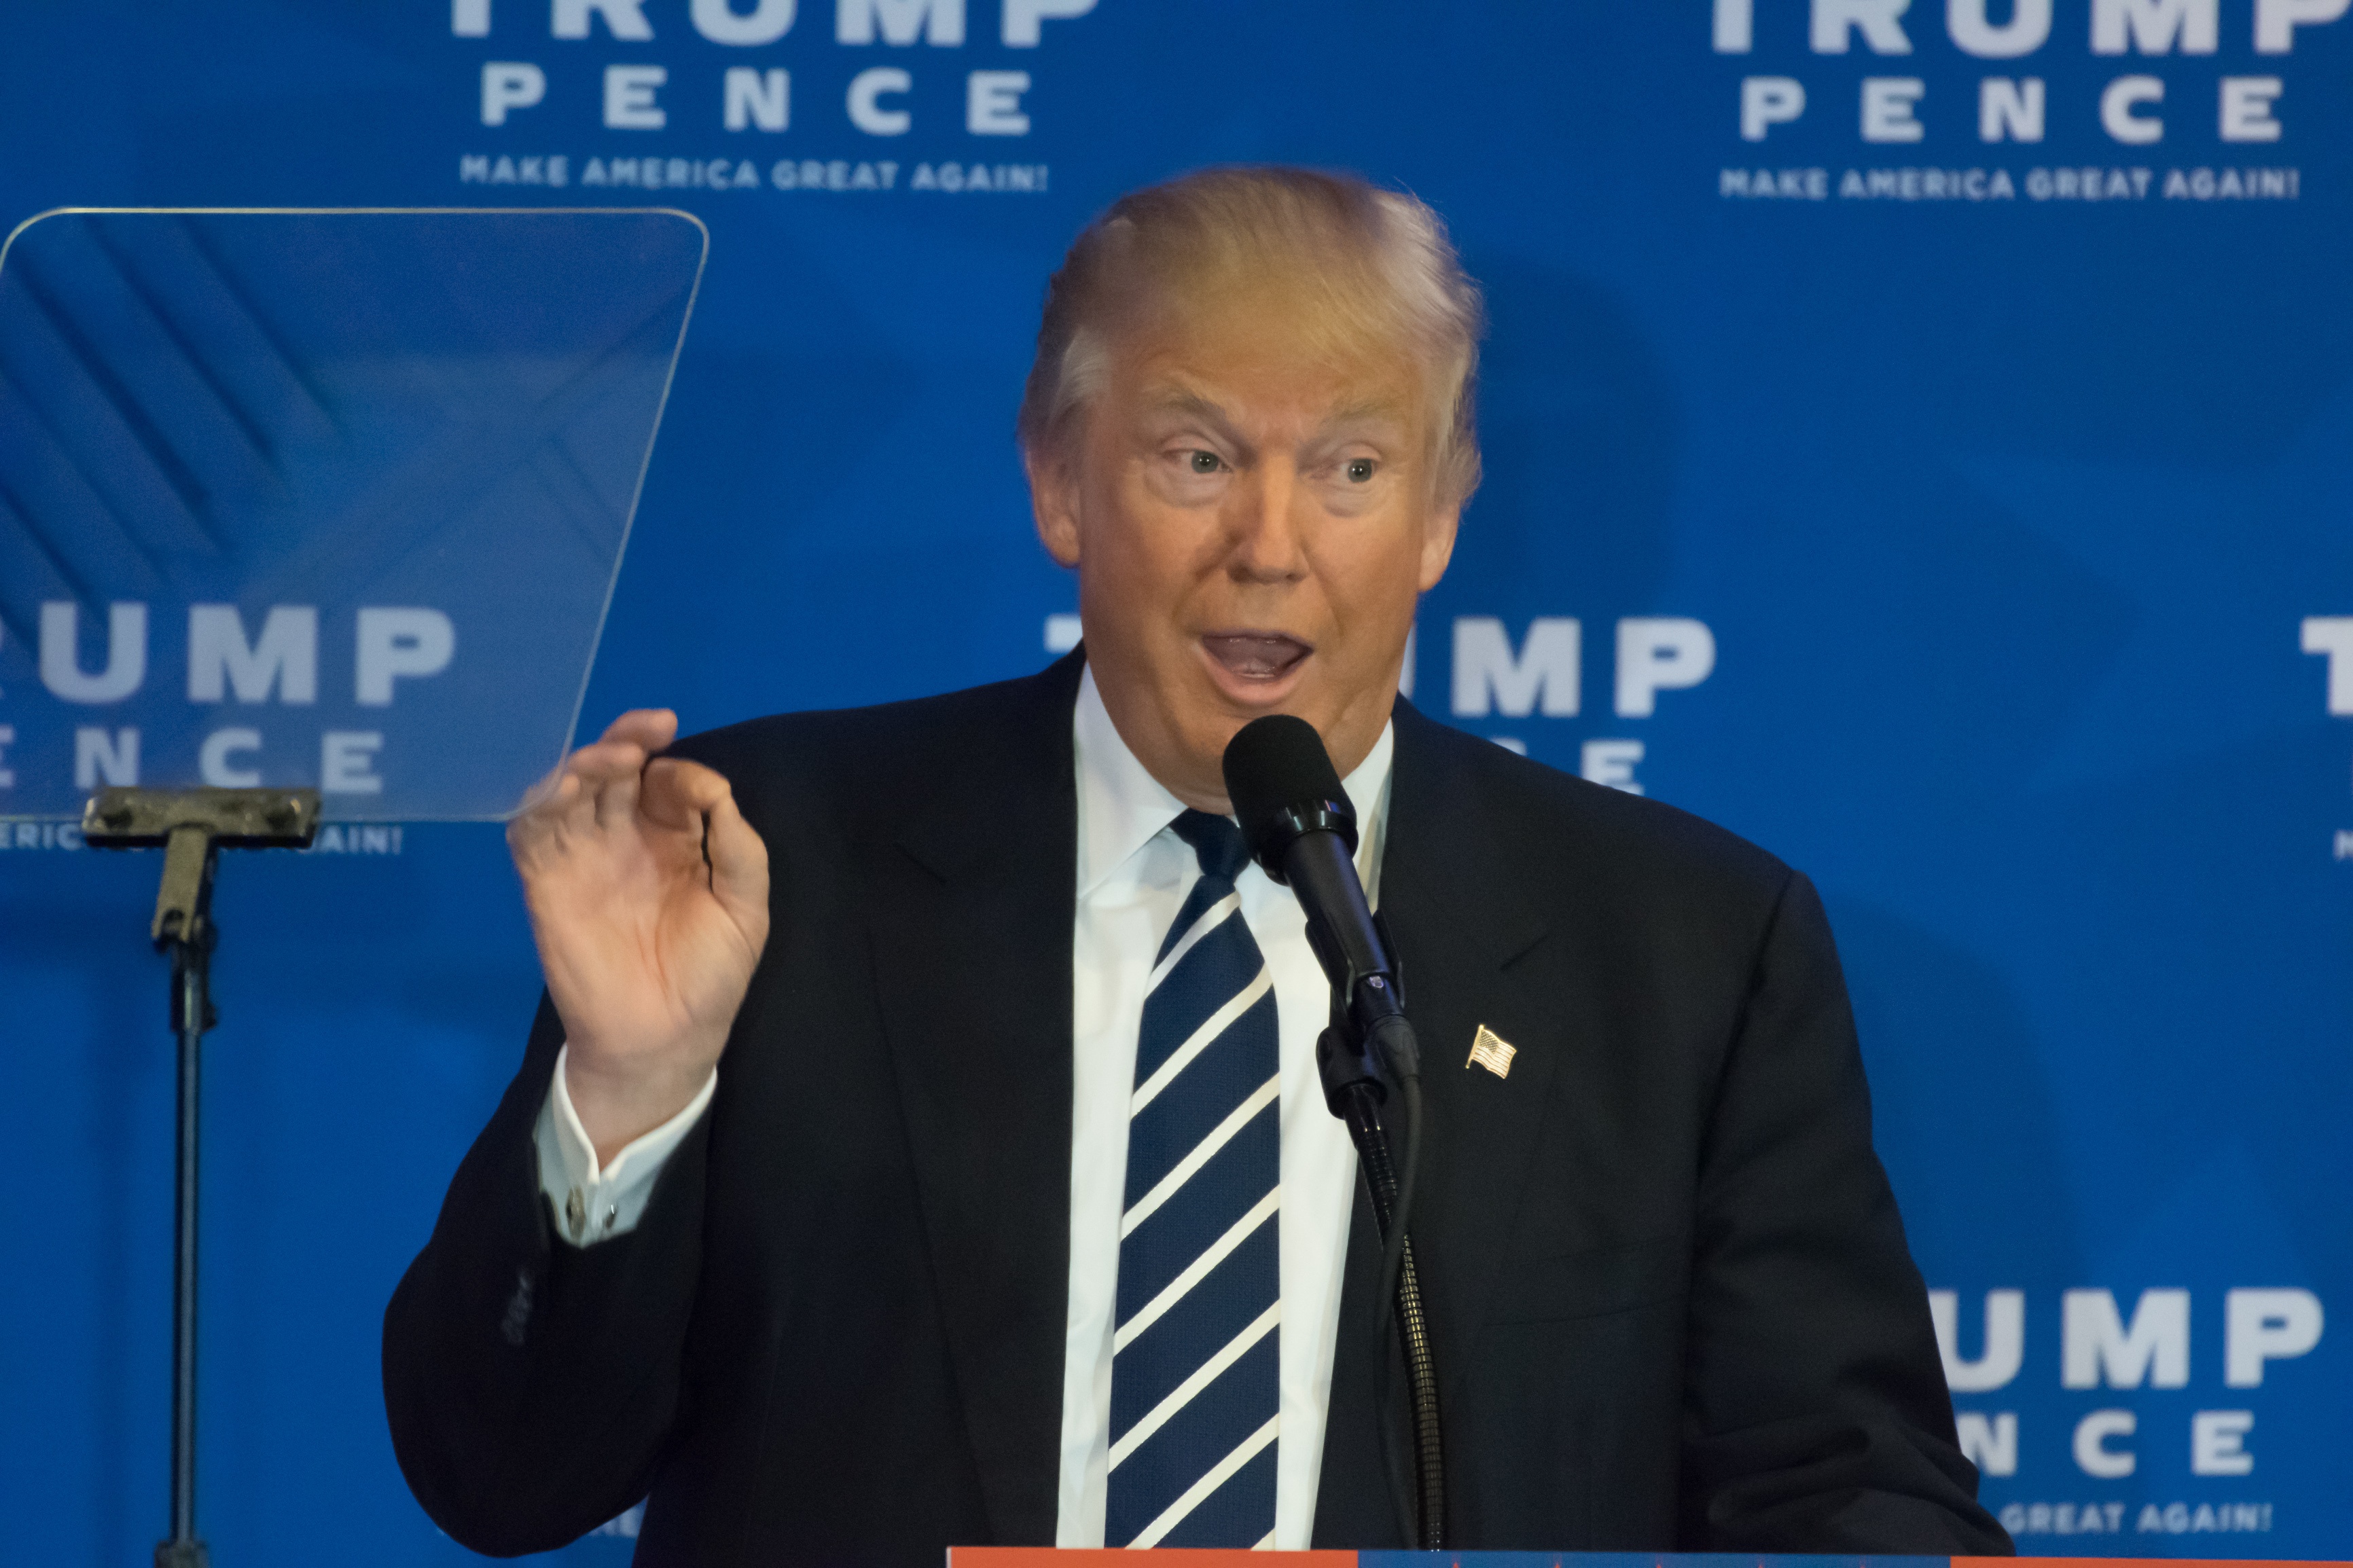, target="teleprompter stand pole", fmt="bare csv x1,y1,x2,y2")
82,787,322,1568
